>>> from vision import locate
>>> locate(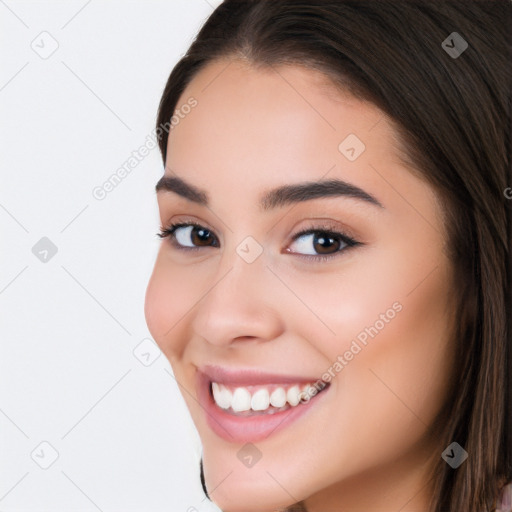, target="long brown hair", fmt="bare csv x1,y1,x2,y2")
156,1,512,510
